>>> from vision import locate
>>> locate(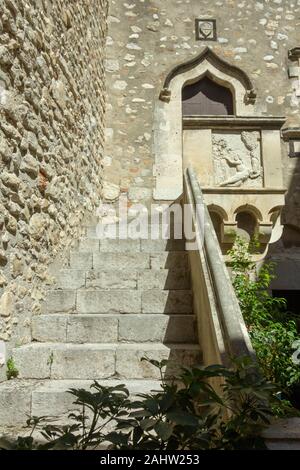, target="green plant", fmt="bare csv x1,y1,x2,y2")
6,357,19,380
228,238,300,404
47,352,54,367
1,357,274,450
110,357,272,450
